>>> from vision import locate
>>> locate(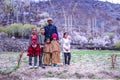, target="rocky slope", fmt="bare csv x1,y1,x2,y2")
0,38,28,52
